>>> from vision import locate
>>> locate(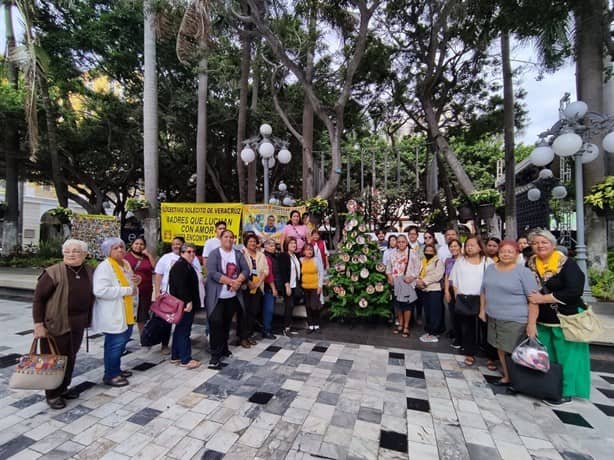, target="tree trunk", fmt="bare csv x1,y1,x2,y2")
436,152,455,222
38,75,68,208
196,55,208,202
302,2,316,199
316,122,342,199
501,31,517,240
422,98,475,195
237,22,251,203
3,0,19,254
143,0,159,253
575,0,607,269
